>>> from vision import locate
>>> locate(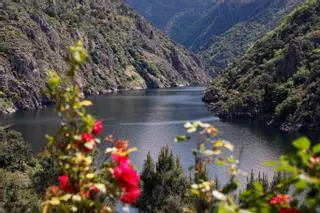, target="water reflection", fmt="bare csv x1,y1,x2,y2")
0,87,318,184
